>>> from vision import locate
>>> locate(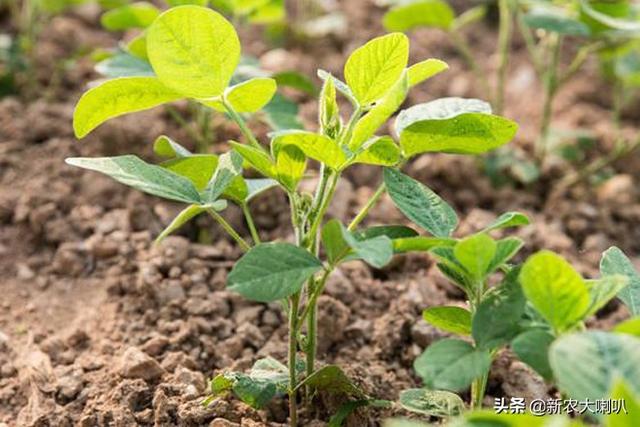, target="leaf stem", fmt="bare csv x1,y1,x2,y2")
241,203,261,244
206,208,251,252
348,182,385,231
222,98,262,150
